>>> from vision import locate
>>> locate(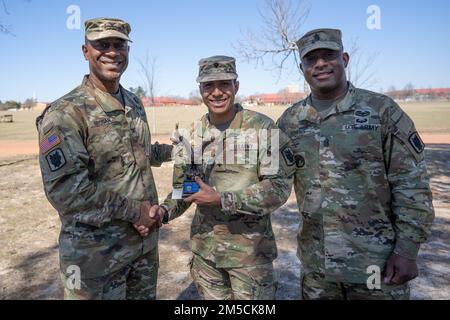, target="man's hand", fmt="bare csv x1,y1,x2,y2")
384,253,419,285
133,203,164,237
184,176,221,206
